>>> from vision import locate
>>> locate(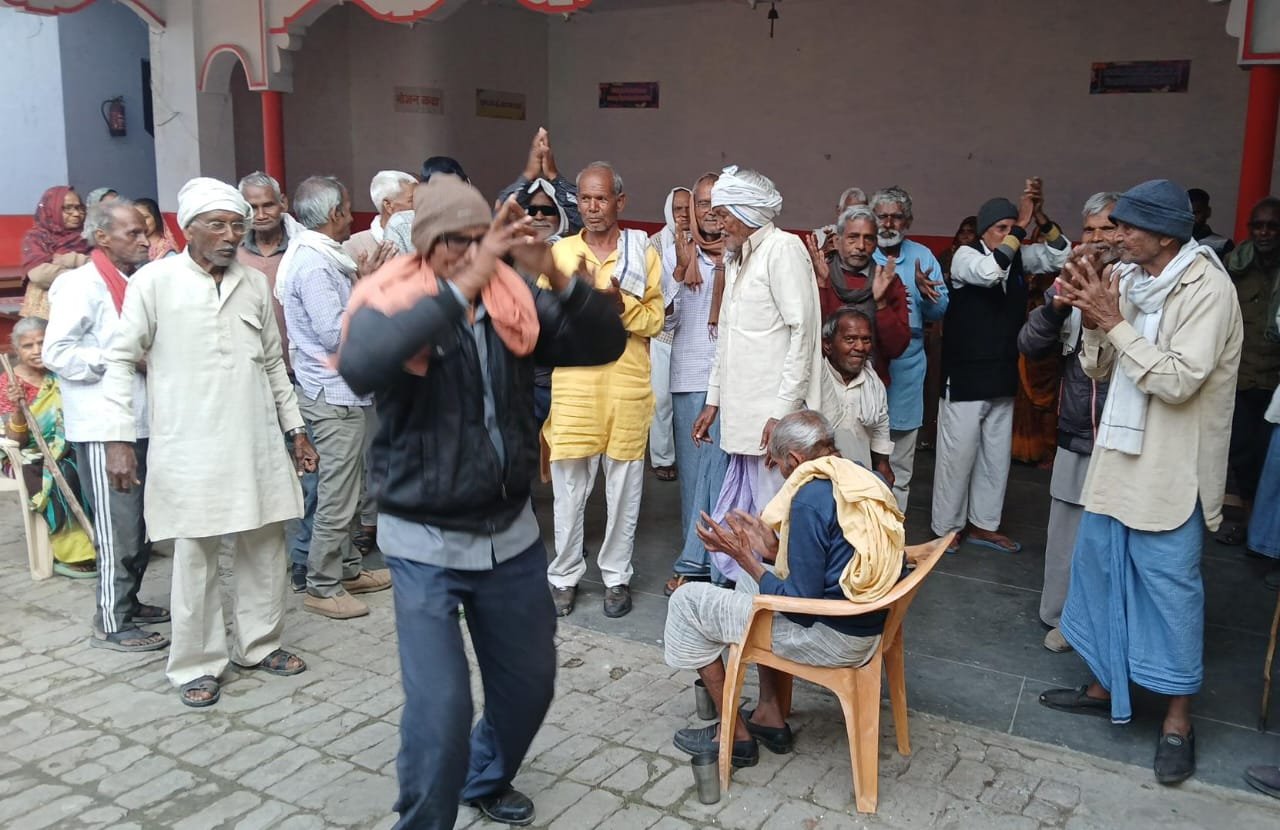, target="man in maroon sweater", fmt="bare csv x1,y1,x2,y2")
806,204,910,388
